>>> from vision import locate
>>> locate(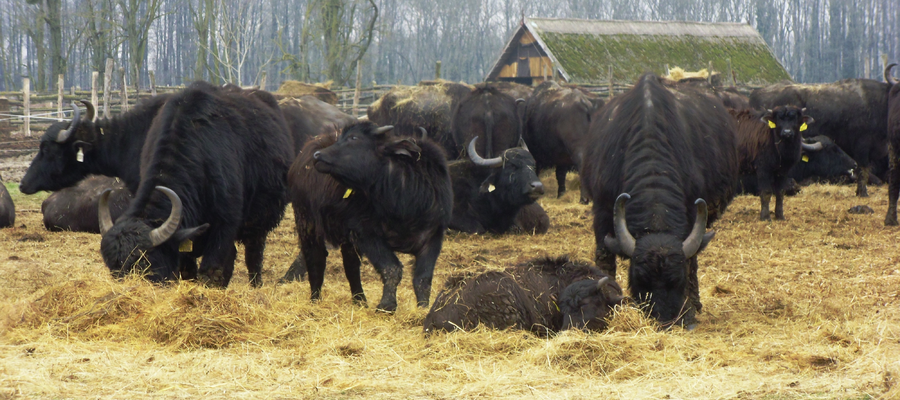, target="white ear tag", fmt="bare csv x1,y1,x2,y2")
76,148,84,162
488,184,496,192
